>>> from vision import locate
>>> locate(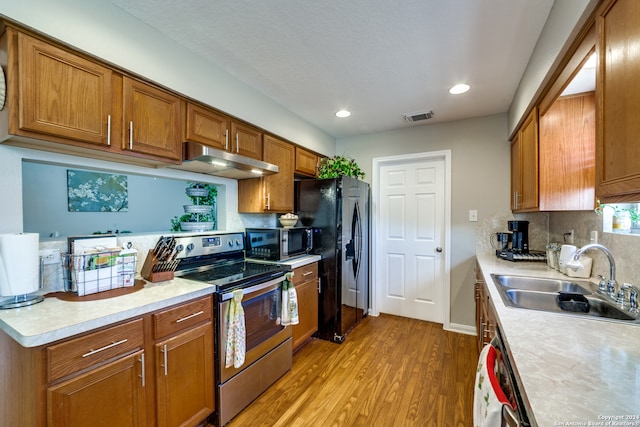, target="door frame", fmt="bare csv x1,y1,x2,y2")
370,150,452,329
